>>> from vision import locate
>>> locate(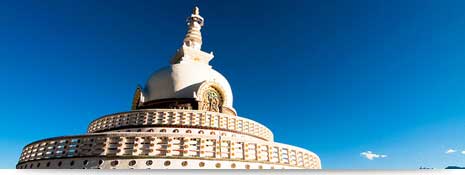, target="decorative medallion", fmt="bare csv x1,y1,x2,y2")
131,86,142,110
200,86,223,112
